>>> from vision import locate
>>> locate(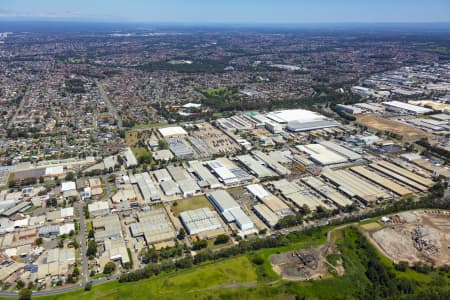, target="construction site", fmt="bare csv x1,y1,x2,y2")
270,242,343,281
366,211,450,266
